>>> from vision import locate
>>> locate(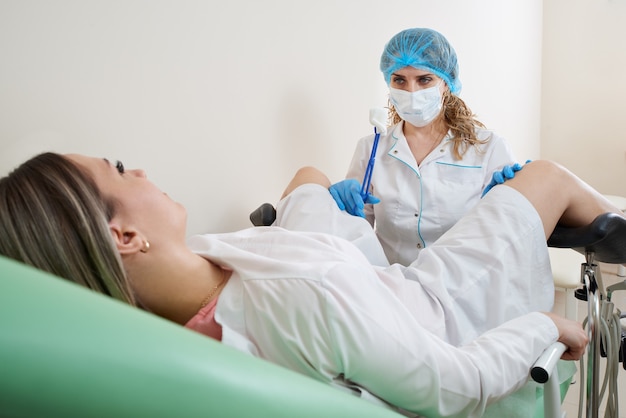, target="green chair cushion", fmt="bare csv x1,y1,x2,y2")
0,255,400,417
